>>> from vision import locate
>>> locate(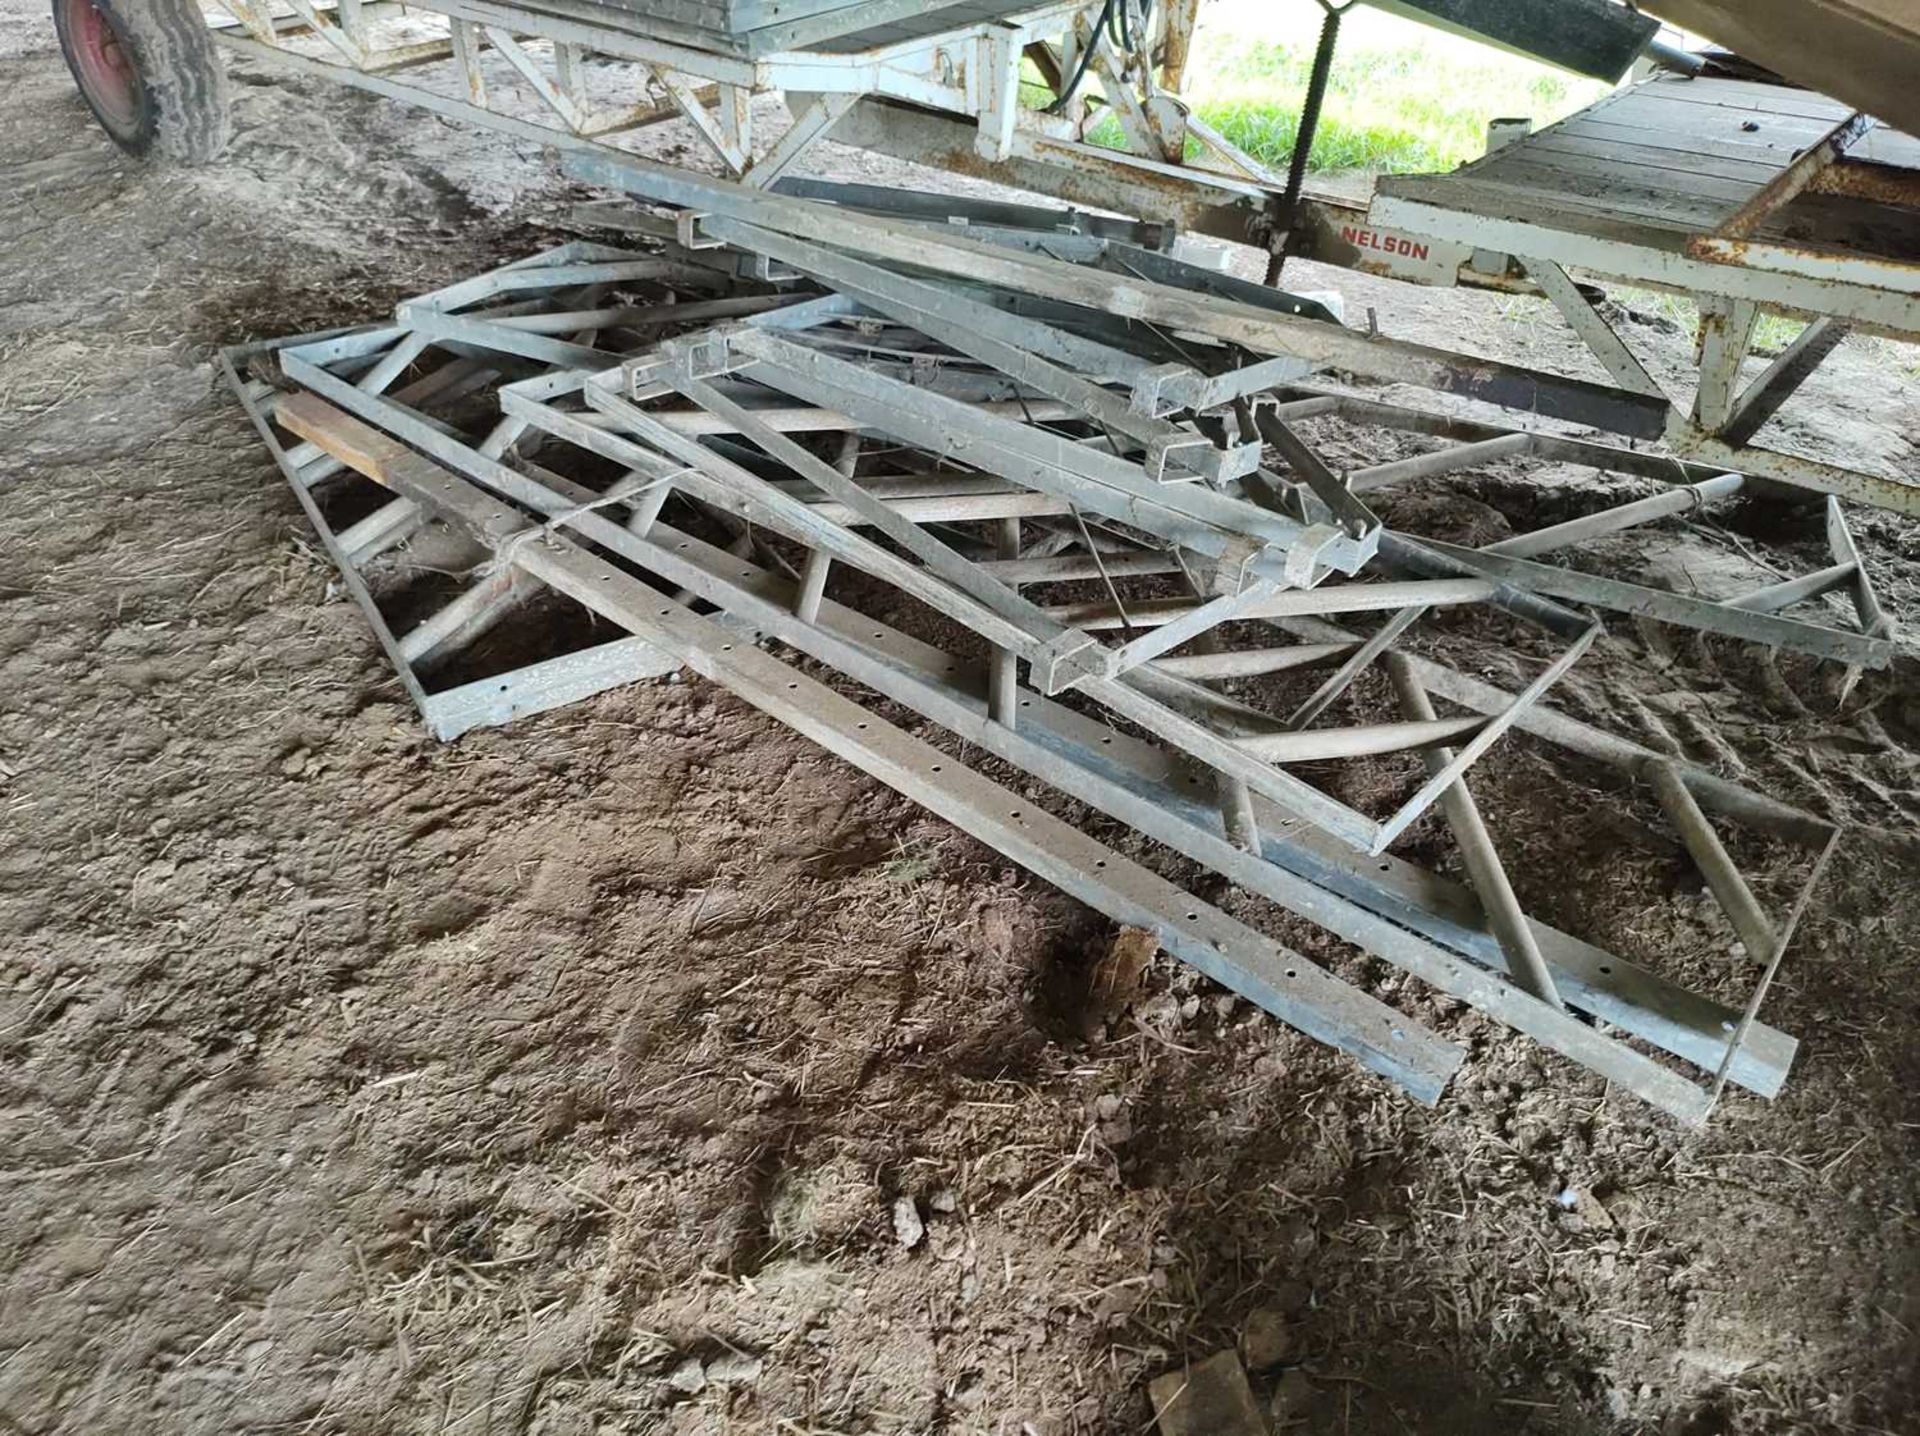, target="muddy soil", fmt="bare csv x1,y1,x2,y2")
3,6,1920,1433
